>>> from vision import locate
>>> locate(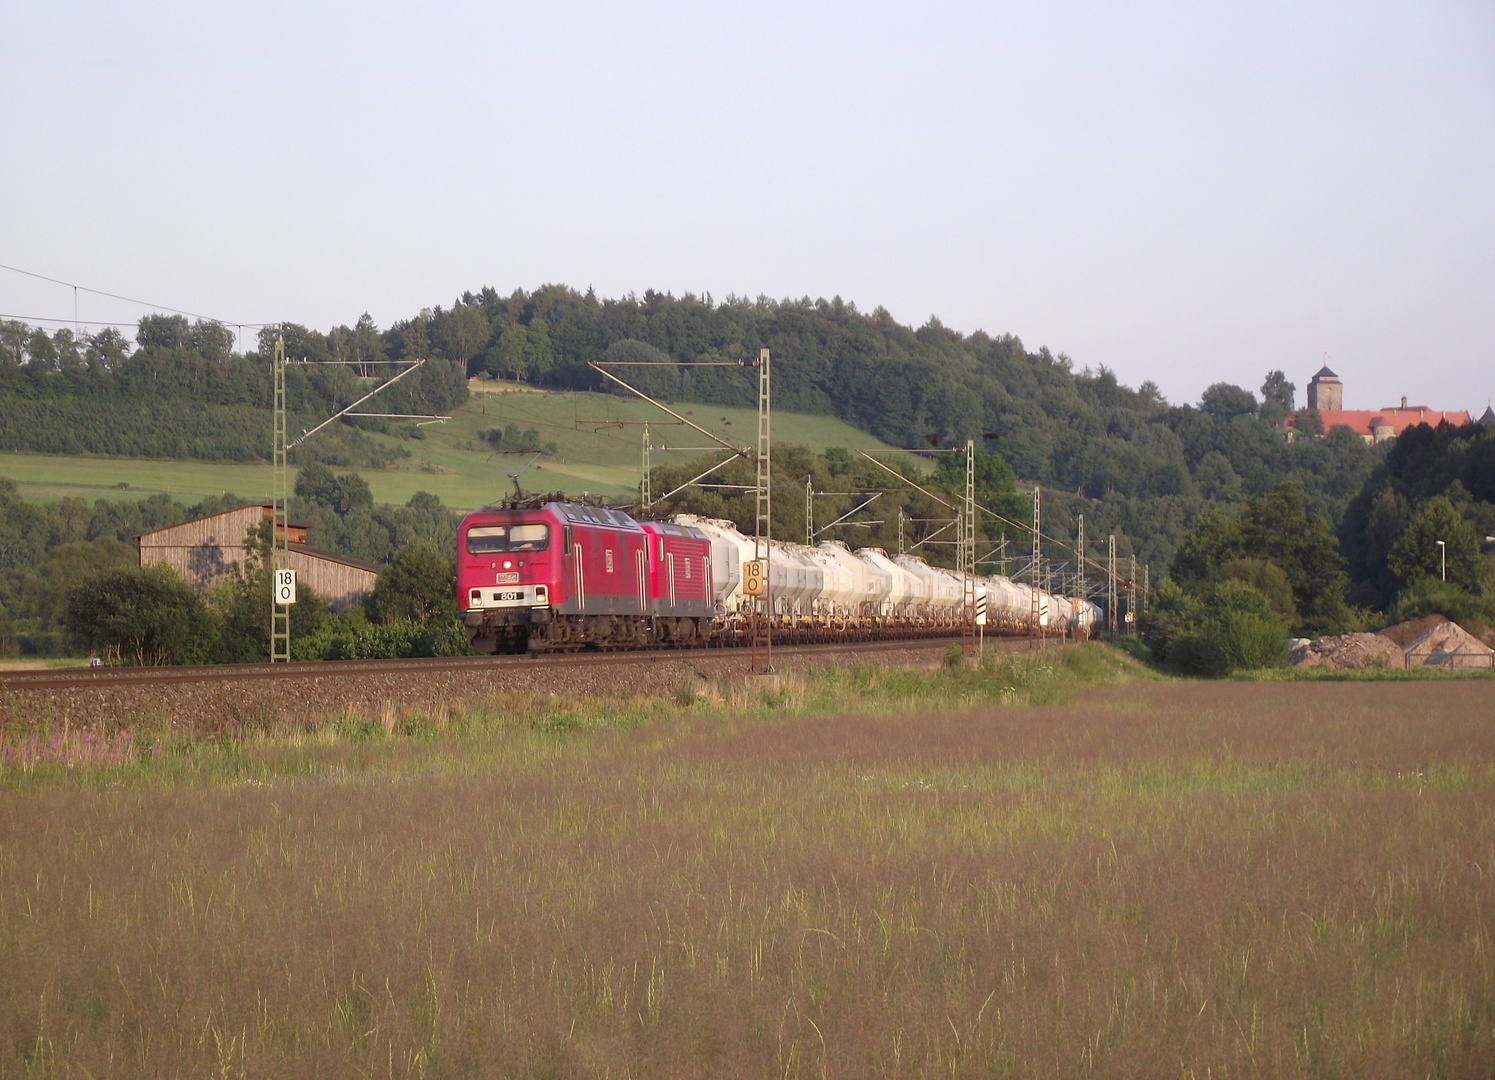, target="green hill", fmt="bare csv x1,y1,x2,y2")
3,289,1393,572
0,385,907,510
